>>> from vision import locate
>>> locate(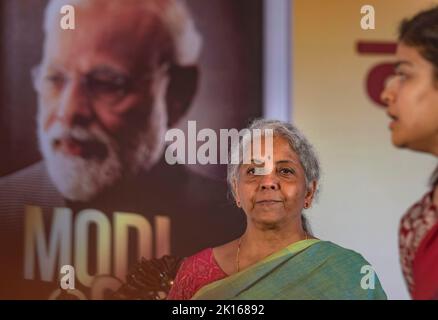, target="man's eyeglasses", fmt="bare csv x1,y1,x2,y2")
31,65,159,107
